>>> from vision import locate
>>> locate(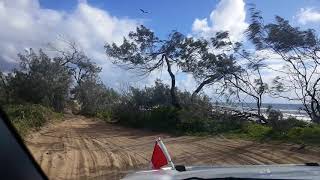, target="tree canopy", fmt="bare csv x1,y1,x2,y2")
105,26,243,107
247,7,320,123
